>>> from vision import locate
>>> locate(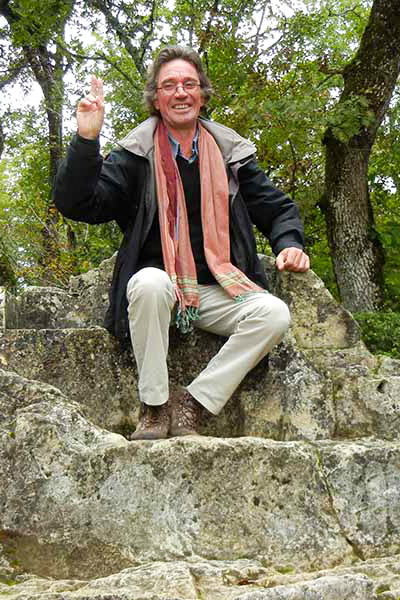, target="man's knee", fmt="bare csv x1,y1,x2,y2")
271,298,291,336
126,268,174,304
256,294,291,337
